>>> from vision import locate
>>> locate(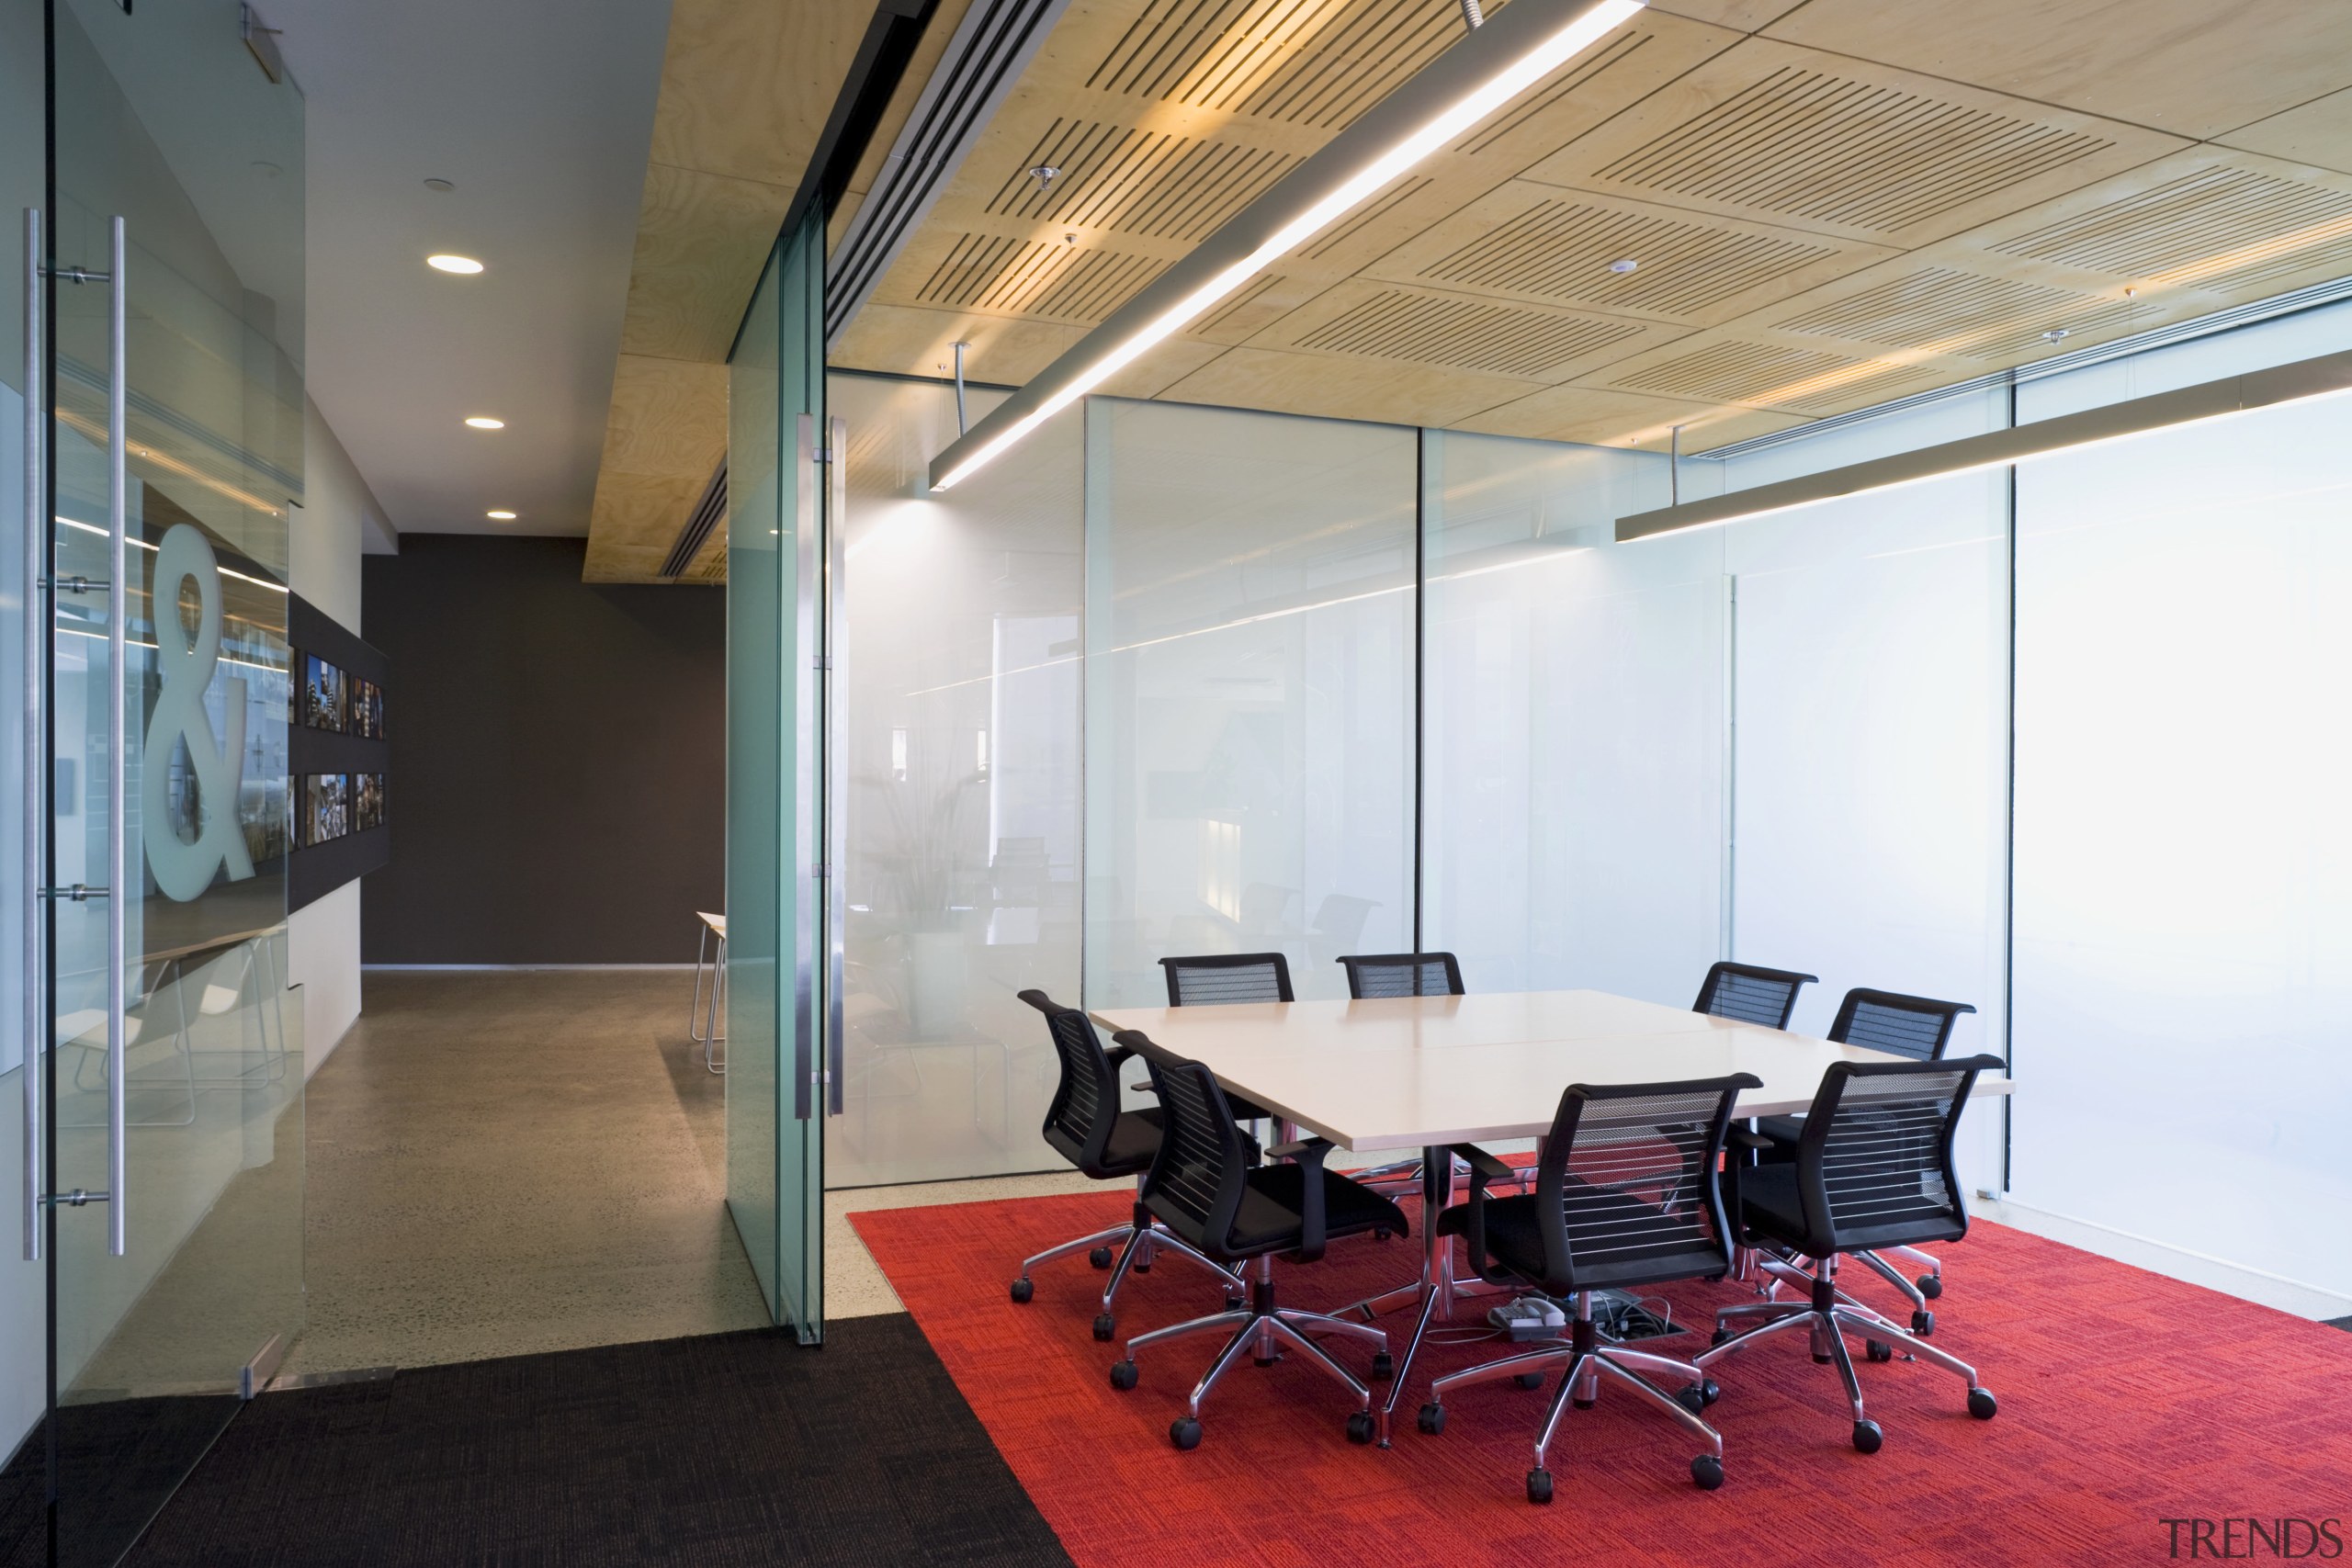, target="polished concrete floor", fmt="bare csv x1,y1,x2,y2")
287,968,771,1375
288,968,1092,1376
